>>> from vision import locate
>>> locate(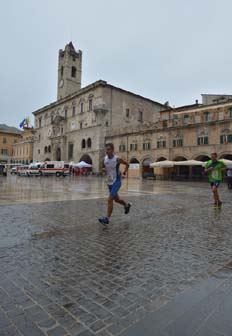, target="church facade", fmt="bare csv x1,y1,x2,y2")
32,42,166,171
